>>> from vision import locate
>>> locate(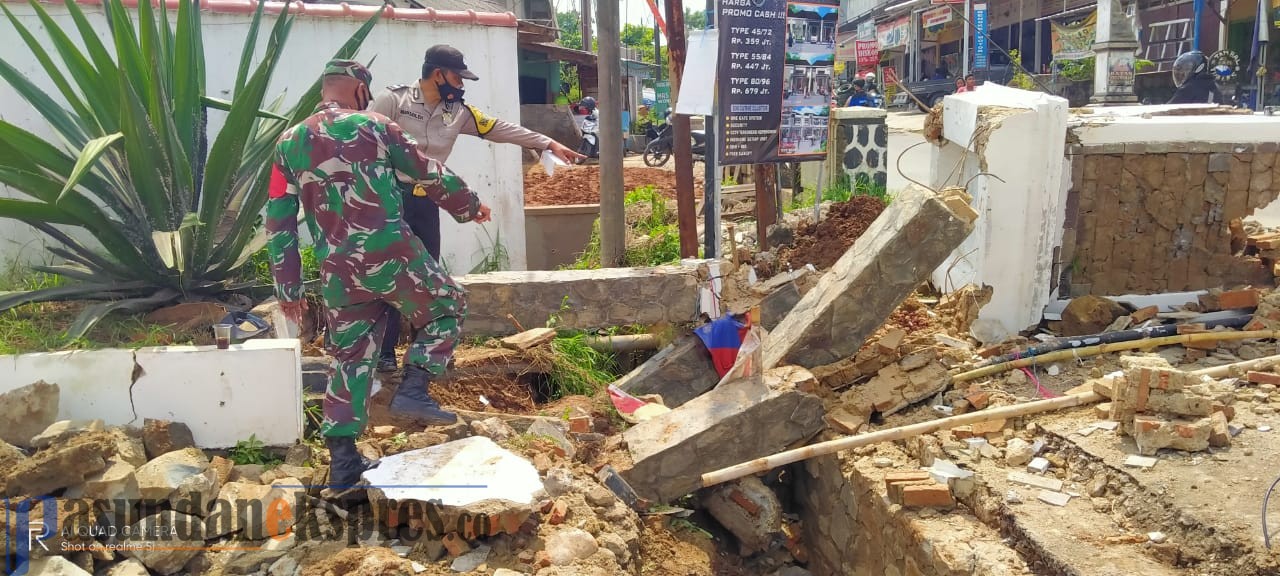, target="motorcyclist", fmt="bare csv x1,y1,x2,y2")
844,79,869,107
1168,50,1223,105
863,72,878,94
